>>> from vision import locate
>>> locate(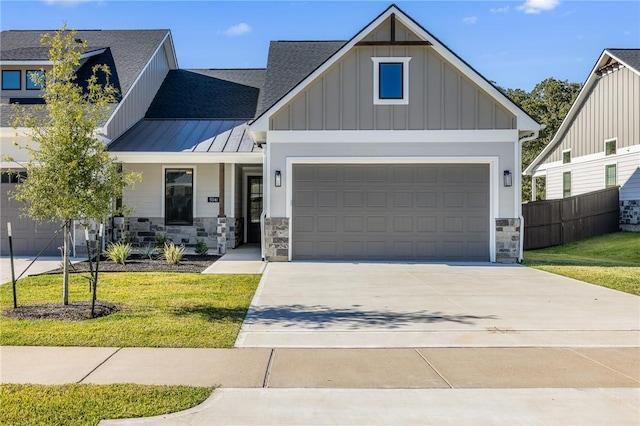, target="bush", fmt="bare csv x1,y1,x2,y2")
138,243,157,260
154,233,168,249
104,242,132,265
163,242,185,265
195,239,209,256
